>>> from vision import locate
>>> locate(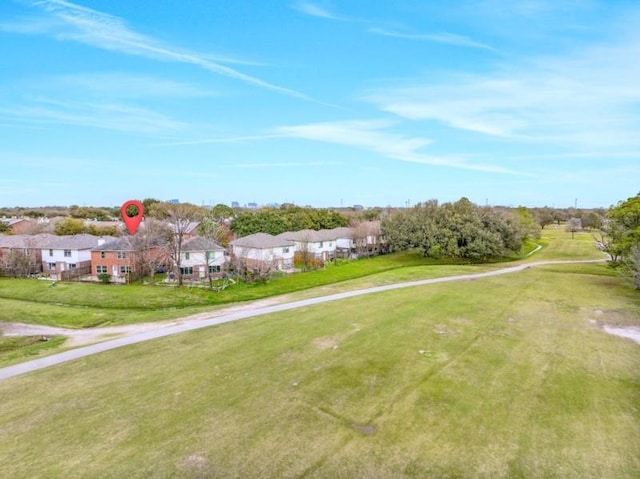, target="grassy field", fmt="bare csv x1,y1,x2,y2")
0,231,638,478
0,228,602,329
